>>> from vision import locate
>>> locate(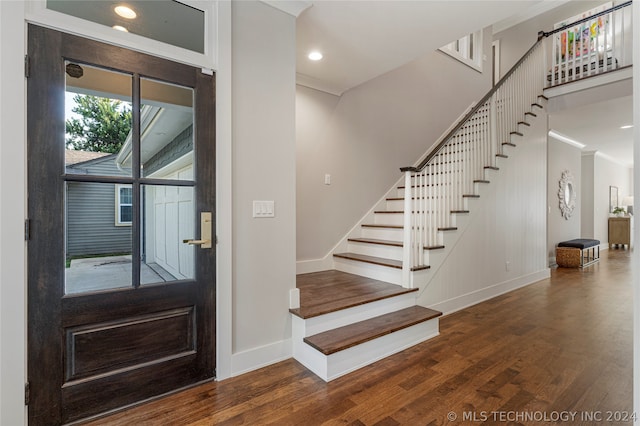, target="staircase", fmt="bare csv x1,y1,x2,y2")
291,270,441,381
292,1,631,382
